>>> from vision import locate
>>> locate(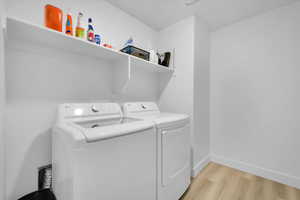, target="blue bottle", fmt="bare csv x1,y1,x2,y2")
95,34,101,45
